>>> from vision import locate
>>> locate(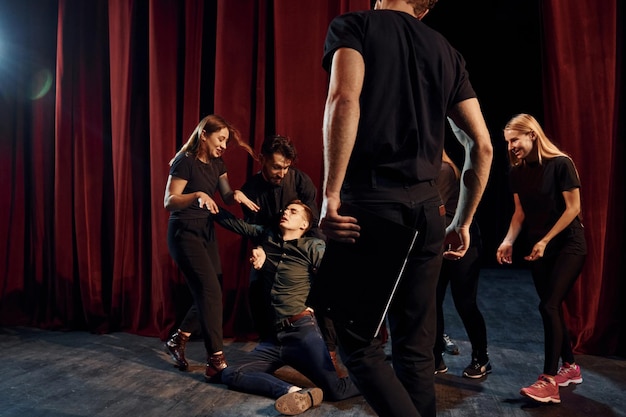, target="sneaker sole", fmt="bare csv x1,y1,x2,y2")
463,368,492,379
558,377,583,387
520,389,561,404
463,363,492,379
434,367,448,375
